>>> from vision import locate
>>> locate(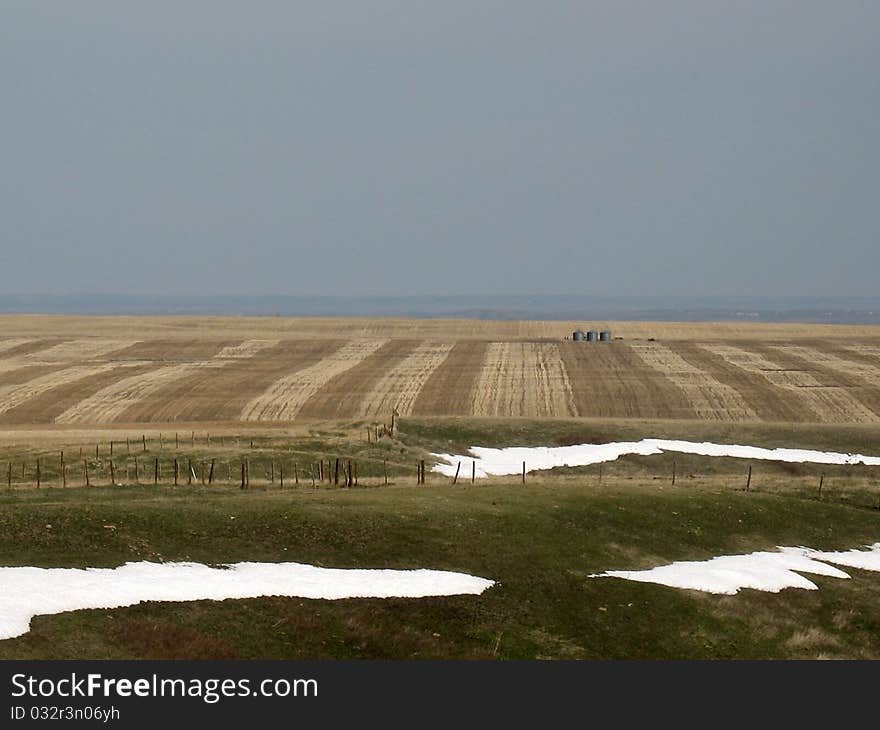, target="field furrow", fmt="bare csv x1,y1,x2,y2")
241,339,388,421
355,341,455,417
701,344,880,423
216,339,281,359
23,339,141,363
410,342,489,416
0,364,157,424
559,342,691,418
0,364,67,388
0,339,67,359
54,363,229,424
297,340,415,419
629,342,758,421
672,342,803,422
759,344,880,419
109,340,238,362
471,343,576,417
0,339,35,355
117,340,339,422
0,365,133,418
